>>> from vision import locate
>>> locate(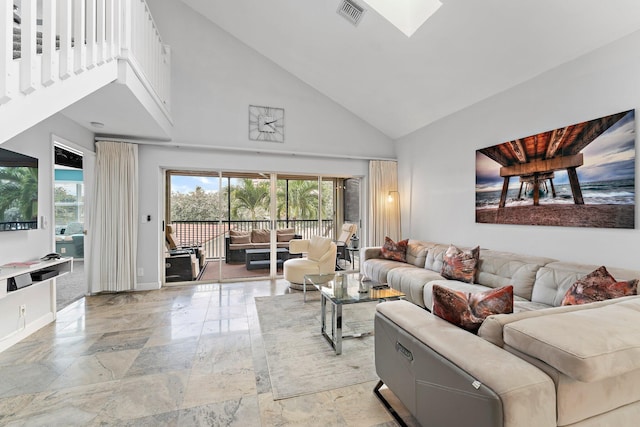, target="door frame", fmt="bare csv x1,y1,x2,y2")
51,135,95,297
